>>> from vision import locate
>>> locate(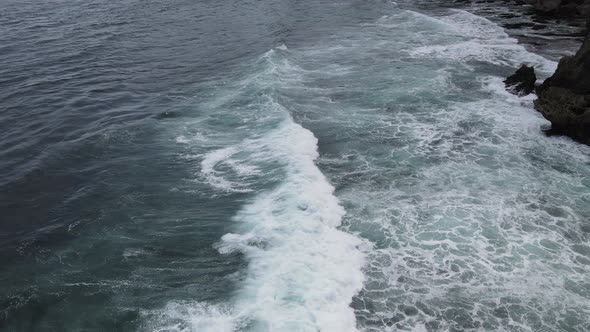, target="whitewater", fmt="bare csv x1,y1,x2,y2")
148,7,590,332
1,1,589,332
